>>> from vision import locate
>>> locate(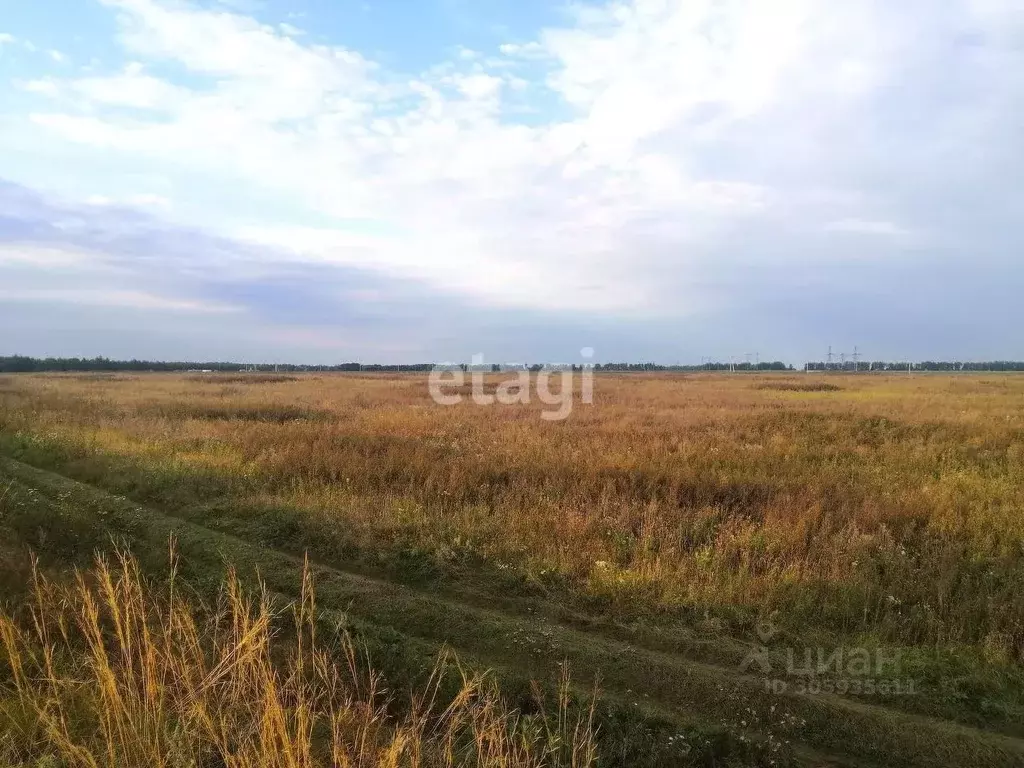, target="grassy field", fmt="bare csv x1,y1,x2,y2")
1,371,1023,766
